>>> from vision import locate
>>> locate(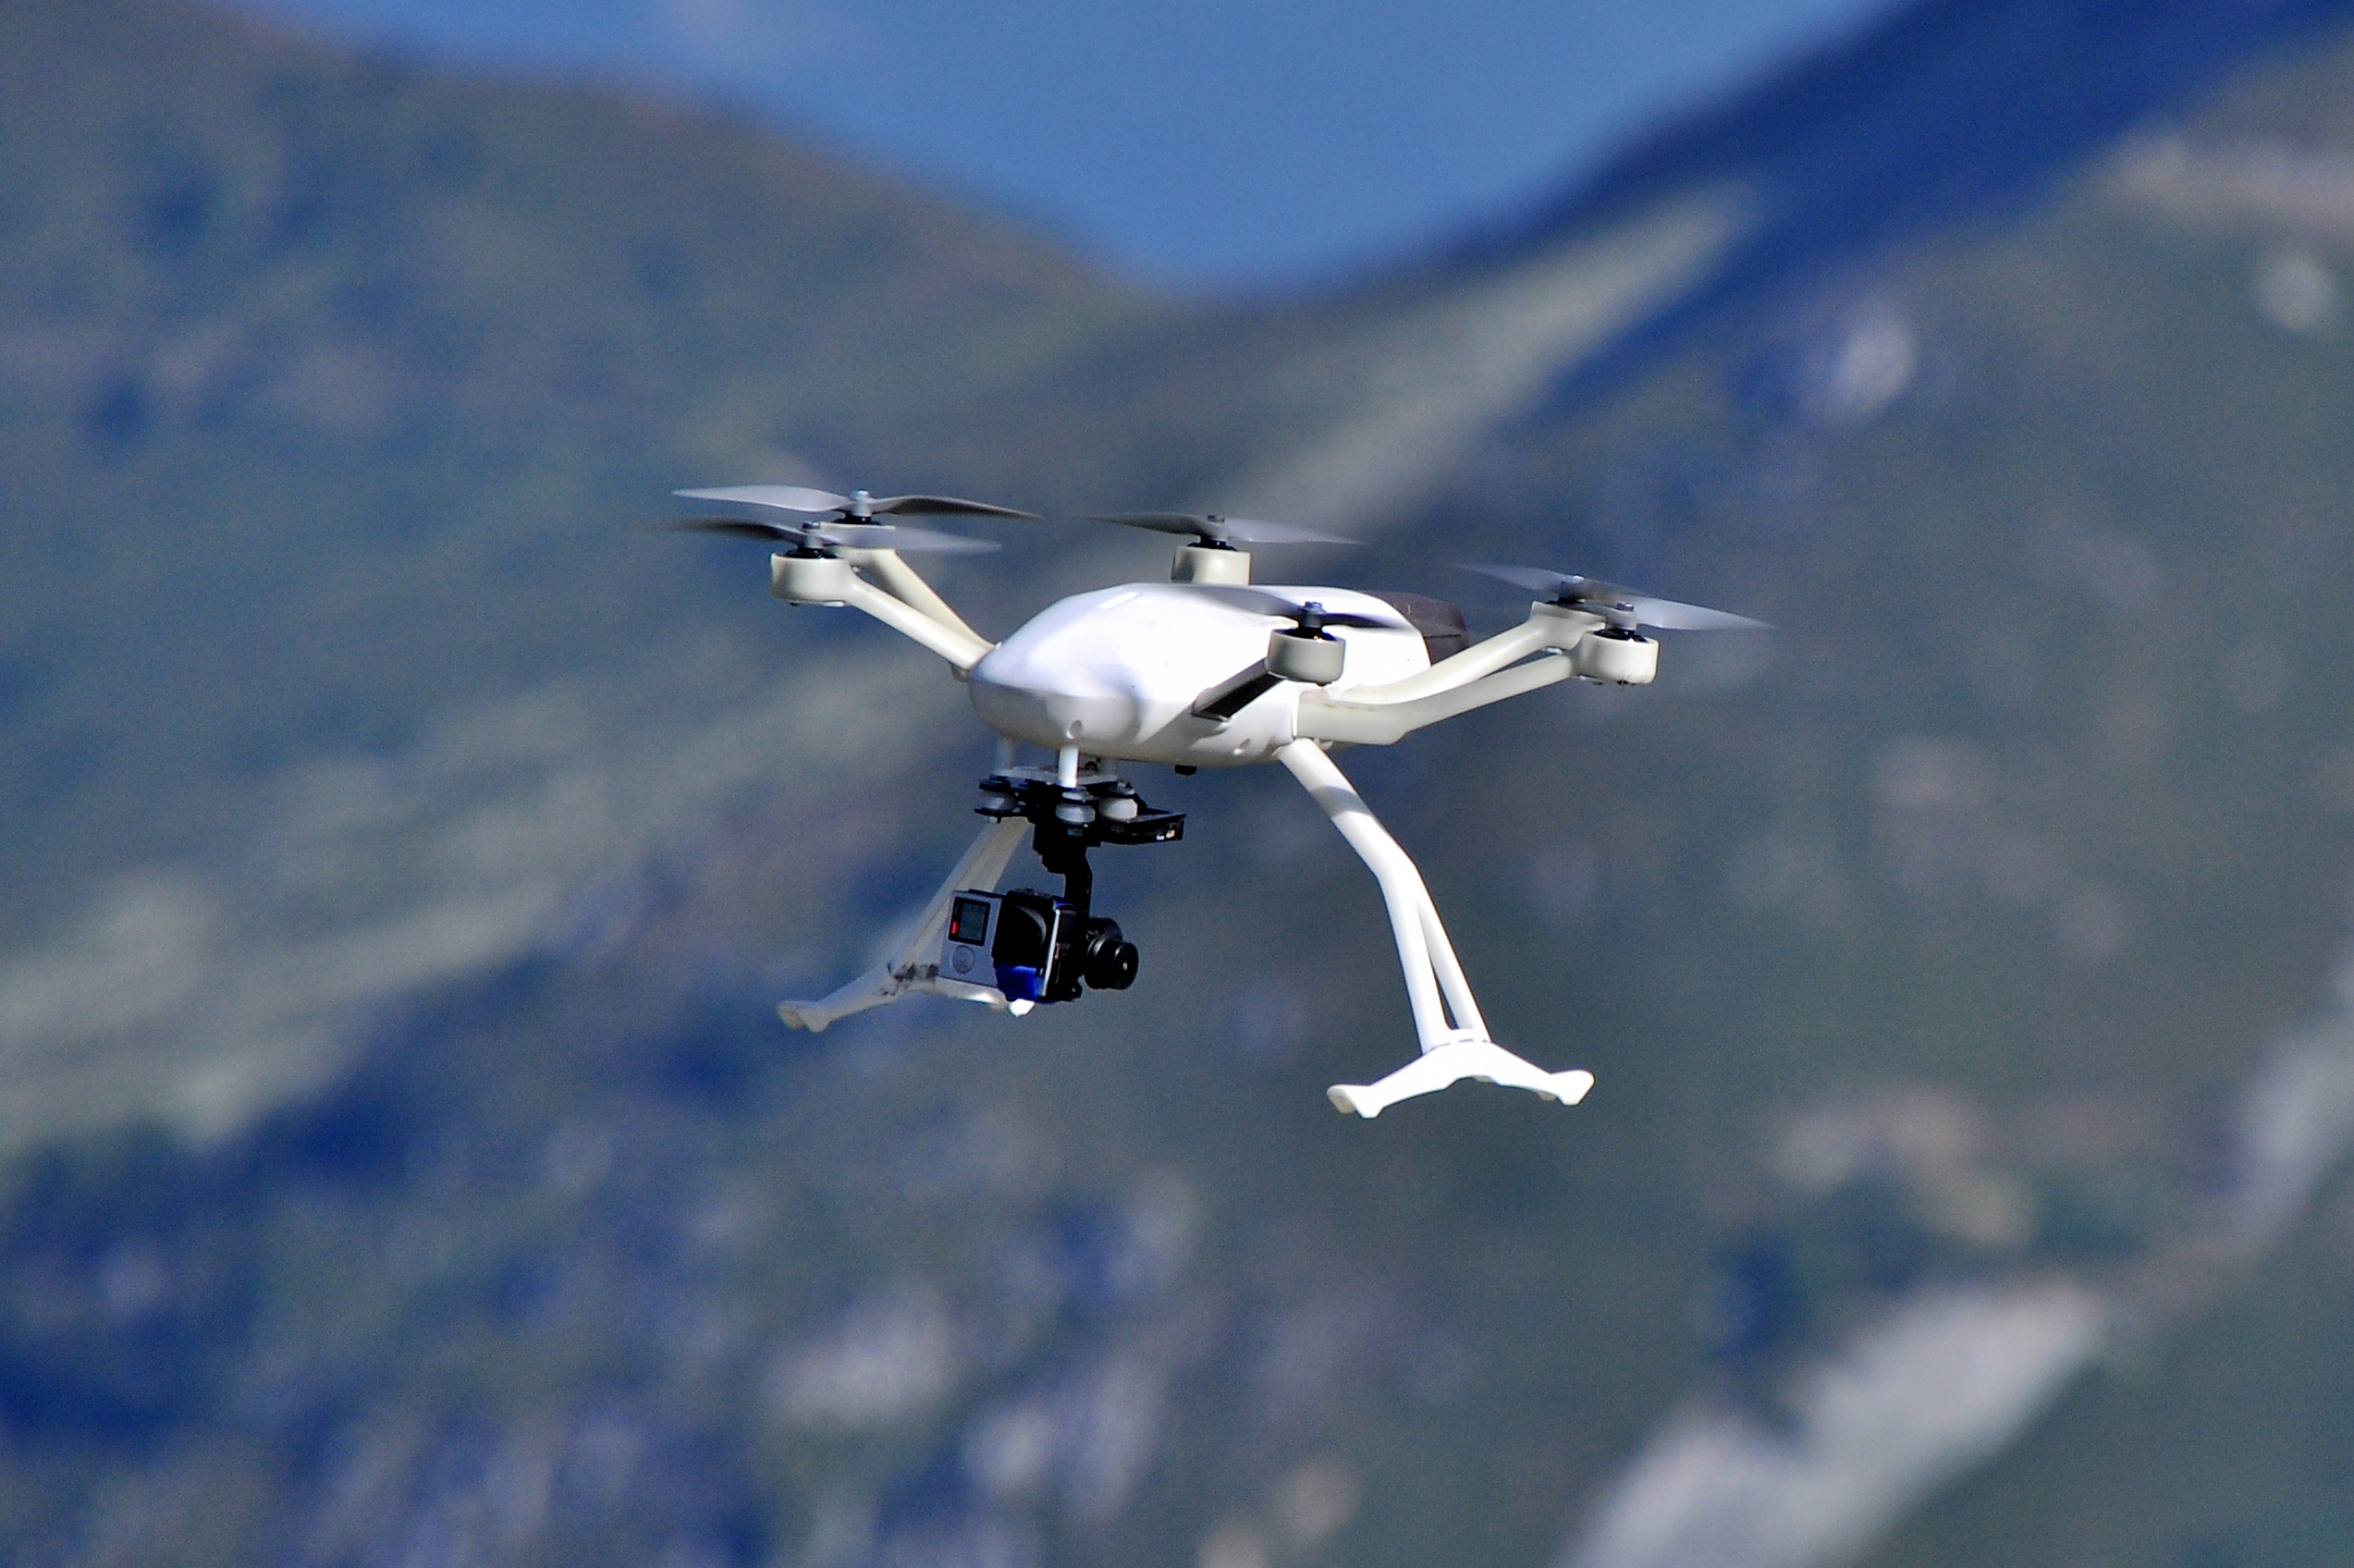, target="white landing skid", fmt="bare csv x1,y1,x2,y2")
779,817,1030,1033
1277,740,1594,1119
1326,1035,1595,1119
